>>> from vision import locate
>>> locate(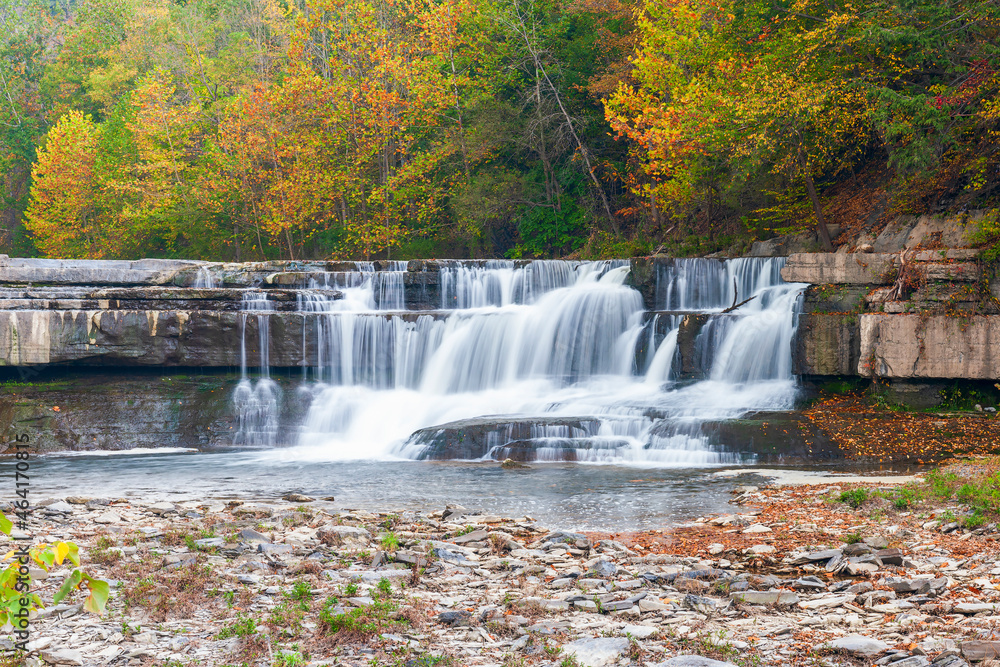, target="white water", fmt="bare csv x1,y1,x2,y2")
192,266,218,288
234,258,805,465
234,291,280,446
